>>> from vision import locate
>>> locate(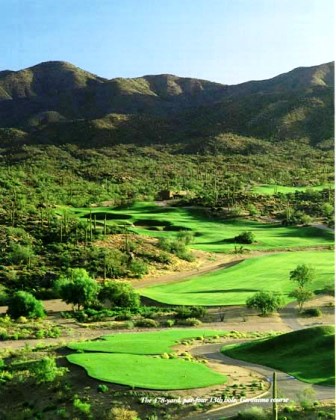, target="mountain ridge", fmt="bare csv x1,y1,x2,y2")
0,60,333,150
